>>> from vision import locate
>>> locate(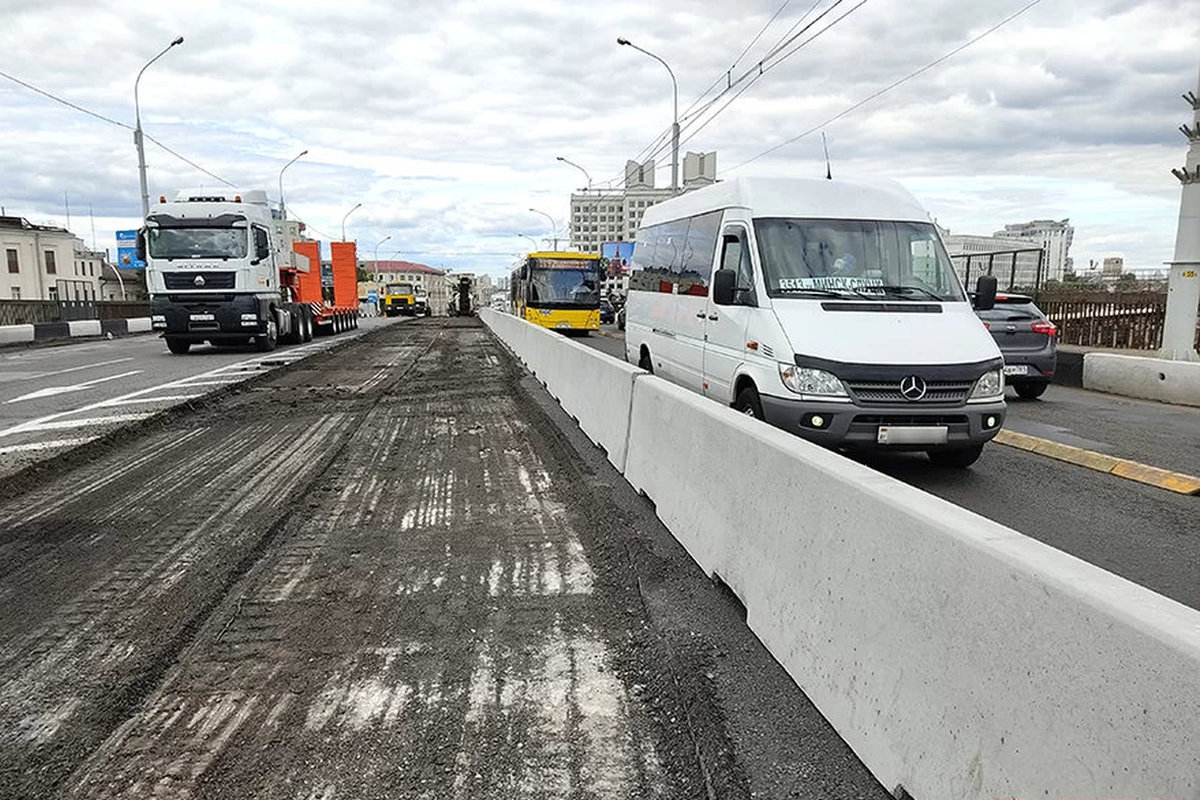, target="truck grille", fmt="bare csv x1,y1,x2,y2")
162,272,236,290
845,380,973,406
